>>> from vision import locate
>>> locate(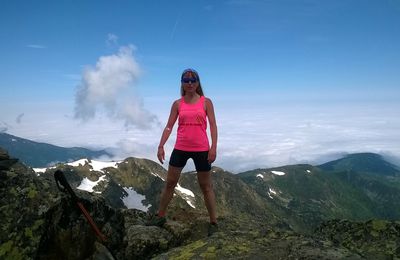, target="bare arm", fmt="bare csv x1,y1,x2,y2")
157,100,179,164
206,98,218,164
